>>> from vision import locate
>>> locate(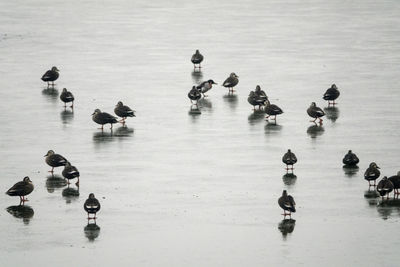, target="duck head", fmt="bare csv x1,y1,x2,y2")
44,150,55,157
51,66,60,72
92,109,101,116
